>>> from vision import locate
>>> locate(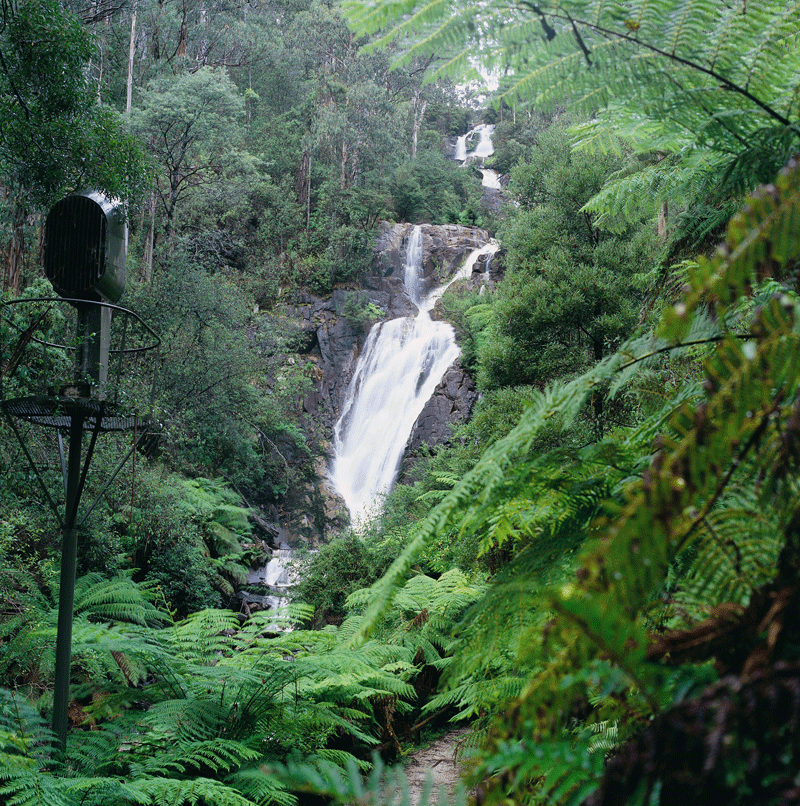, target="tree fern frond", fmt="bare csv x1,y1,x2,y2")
225,767,297,806
73,572,169,627
0,690,55,763
278,754,470,806
139,698,229,742
164,608,243,662
134,775,258,806
0,769,73,806
472,730,605,806
137,739,260,777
